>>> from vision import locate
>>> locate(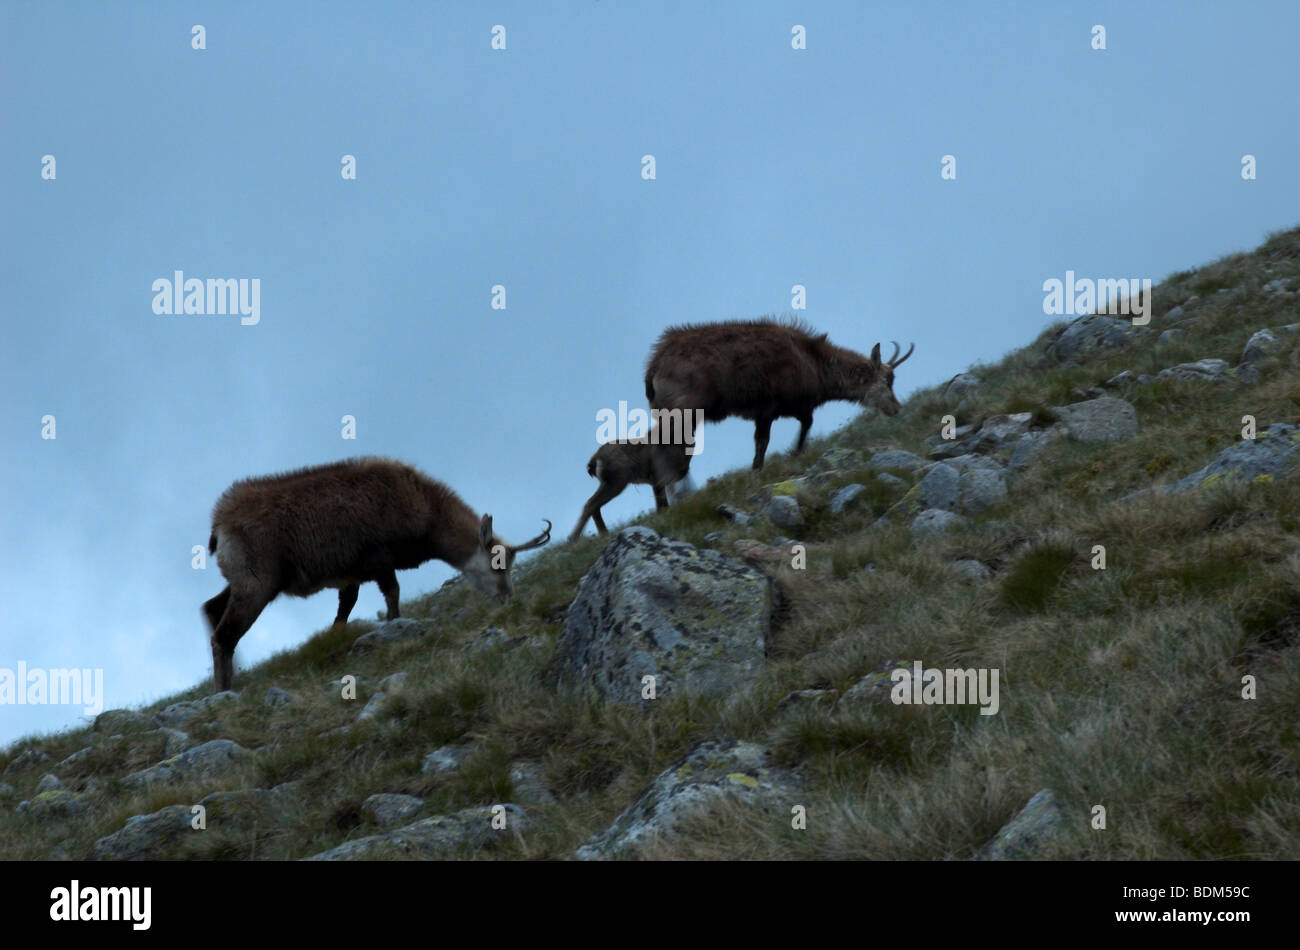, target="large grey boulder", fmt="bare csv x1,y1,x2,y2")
17,788,86,820
575,739,803,860
829,483,867,514
976,789,1064,860
1050,397,1137,444
766,495,804,529
958,468,1008,514
122,739,252,788
553,527,773,704
918,462,959,511
1241,324,1300,364
1009,427,1064,469
1046,313,1148,364
92,805,193,860
1169,422,1300,492
304,804,528,860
